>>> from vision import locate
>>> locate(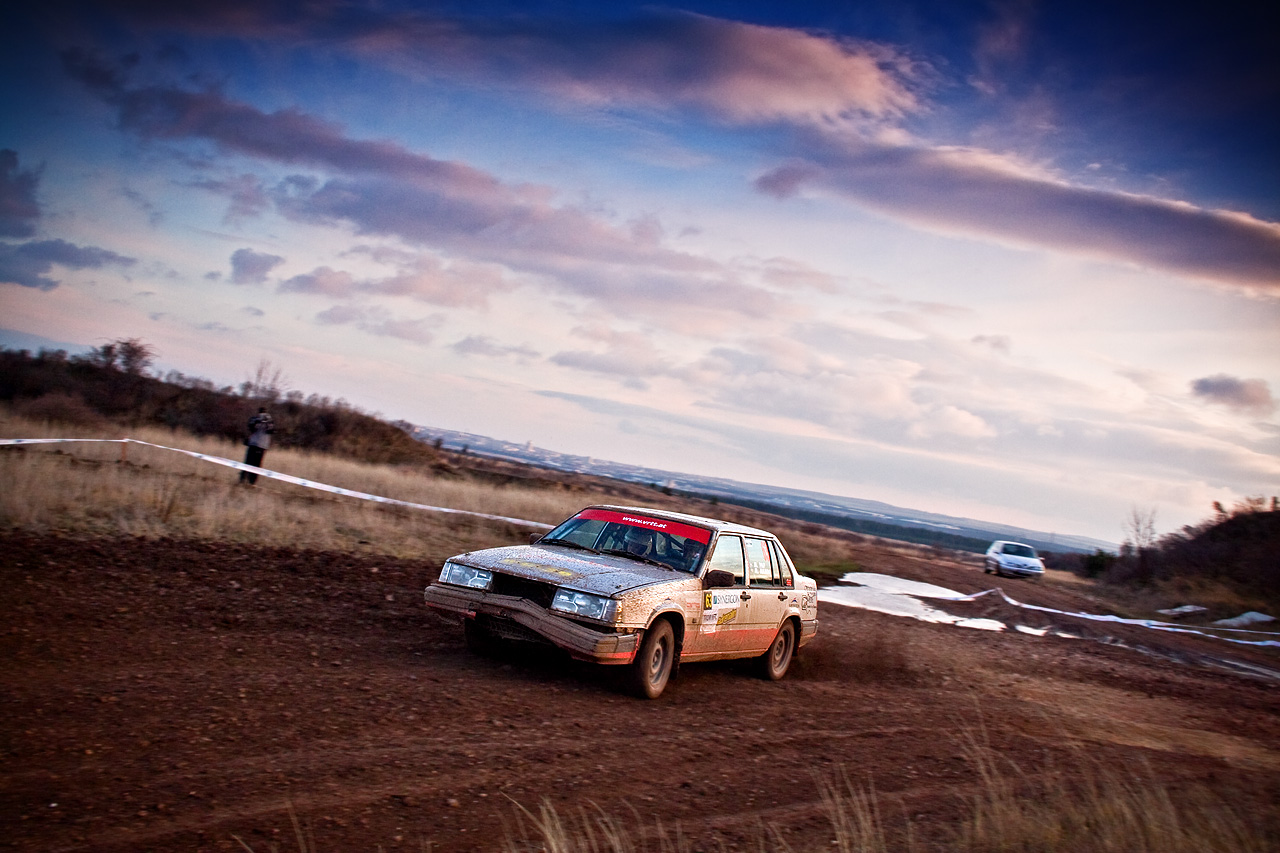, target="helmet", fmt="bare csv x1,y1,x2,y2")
623,527,654,556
